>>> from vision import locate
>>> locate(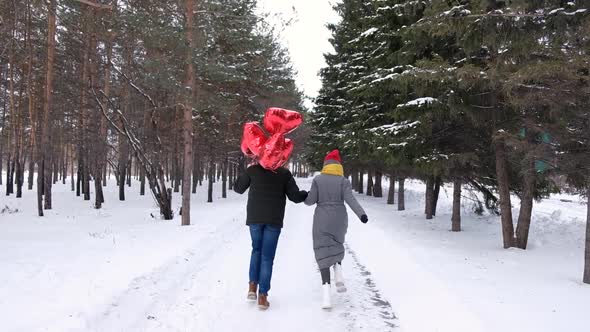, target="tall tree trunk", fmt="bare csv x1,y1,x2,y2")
387,174,395,205
6,27,16,197
140,166,146,196
181,0,196,225
432,176,442,216
25,5,36,192
27,152,34,190
452,178,462,232
358,169,364,194
373,170,383,197
76,161,82,196
95,8,113,208
173,139,180,193
126,158,132,186
228,158,233,191
118,162,126,201
70,151,75,191
425,176,434,219
207,159,214,203
495,140,516,248
584,187,590,284
366,169,373,196
222,156,228,199
0,65,6,187
398,177,405,211
15,159,23,198
351,168,358,191
516,153,536,249
192,153,199,194
40,0,57,213
118,41,132,201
